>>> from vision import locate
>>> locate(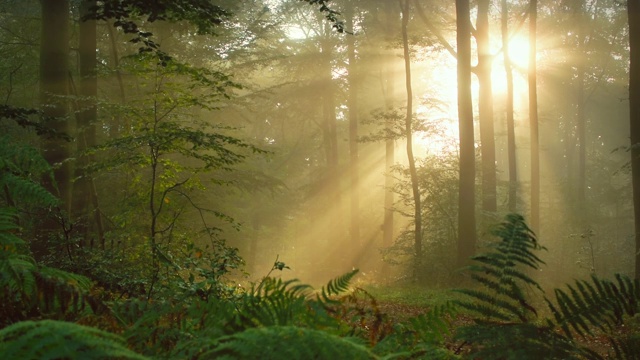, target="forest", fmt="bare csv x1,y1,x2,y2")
2,0,640,358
